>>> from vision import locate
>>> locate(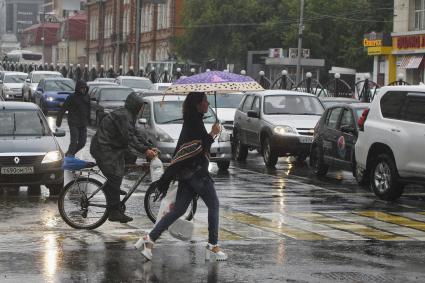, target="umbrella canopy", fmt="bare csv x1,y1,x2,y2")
165,71,264,94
